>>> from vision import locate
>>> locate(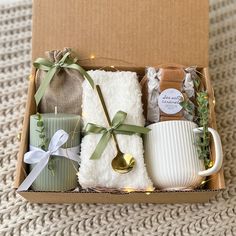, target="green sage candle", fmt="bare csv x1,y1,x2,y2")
29,113,81,191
